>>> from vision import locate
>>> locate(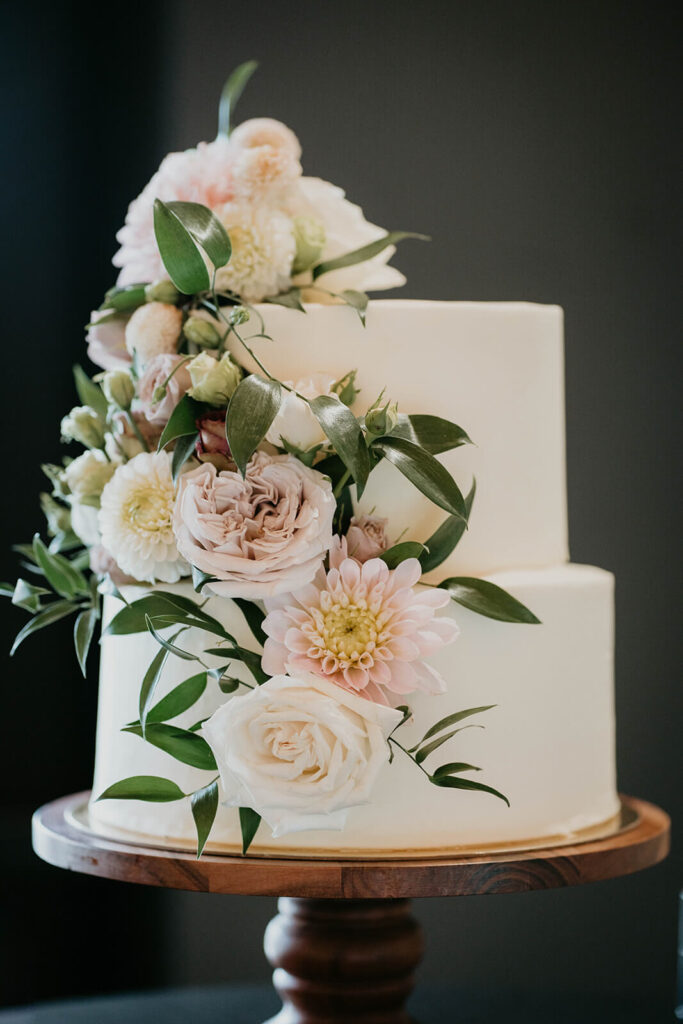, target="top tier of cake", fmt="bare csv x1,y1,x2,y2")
232,300,568,577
